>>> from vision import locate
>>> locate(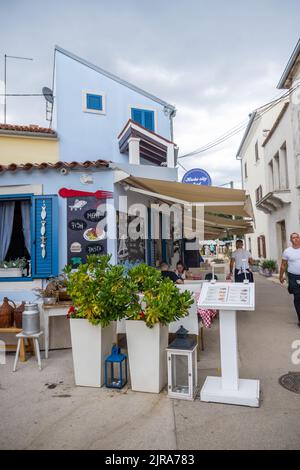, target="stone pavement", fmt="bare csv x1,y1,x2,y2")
0,274,299,450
